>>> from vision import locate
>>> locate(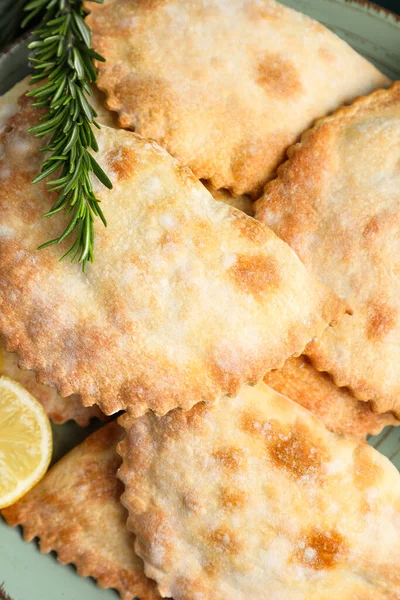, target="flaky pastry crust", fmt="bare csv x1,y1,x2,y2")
1,340,105,426
0,96,346,417
119,383,400,600
265,356,399,442
86,0,389,197
256,82,400,416
2,422,161,600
